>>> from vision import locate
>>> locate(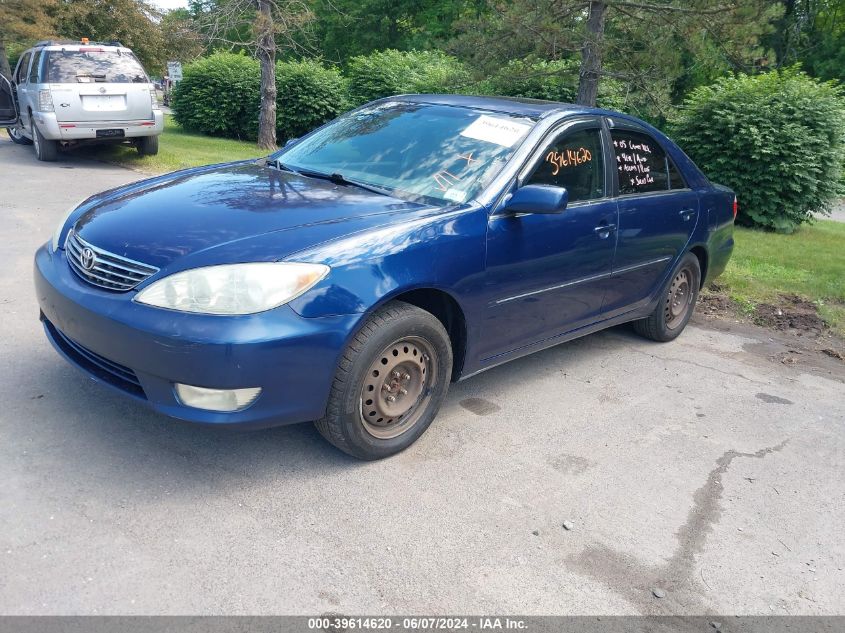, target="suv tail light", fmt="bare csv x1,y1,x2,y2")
38,89,54,112
732,196,738,220
149,88,159,110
